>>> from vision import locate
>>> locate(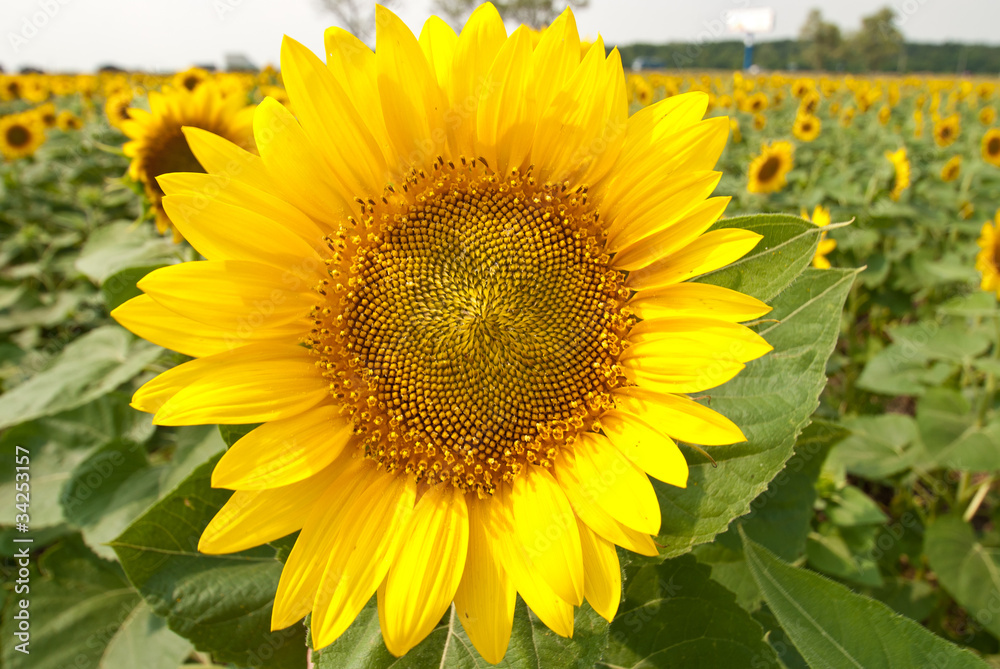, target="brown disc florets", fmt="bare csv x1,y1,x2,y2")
308,158,634,496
